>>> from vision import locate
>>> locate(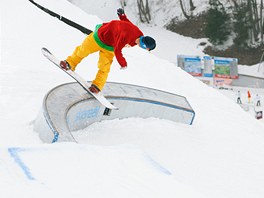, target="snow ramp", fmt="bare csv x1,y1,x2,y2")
34,82,195,143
